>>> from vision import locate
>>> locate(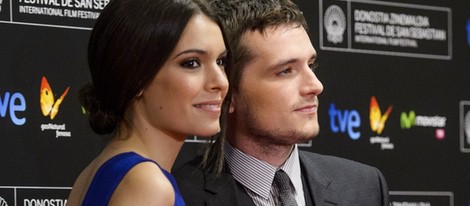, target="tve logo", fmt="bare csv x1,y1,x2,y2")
467,19,470,46
40,76,70,120
328,103,361,140
0,91,27,125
